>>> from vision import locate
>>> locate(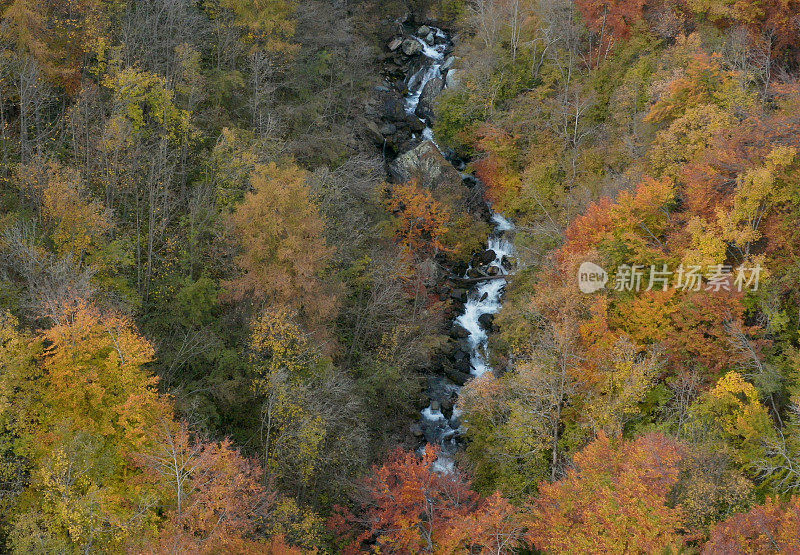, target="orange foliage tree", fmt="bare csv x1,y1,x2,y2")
139,421,278,554
384,181,453,257
526,432,685,553
228,162,338,334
